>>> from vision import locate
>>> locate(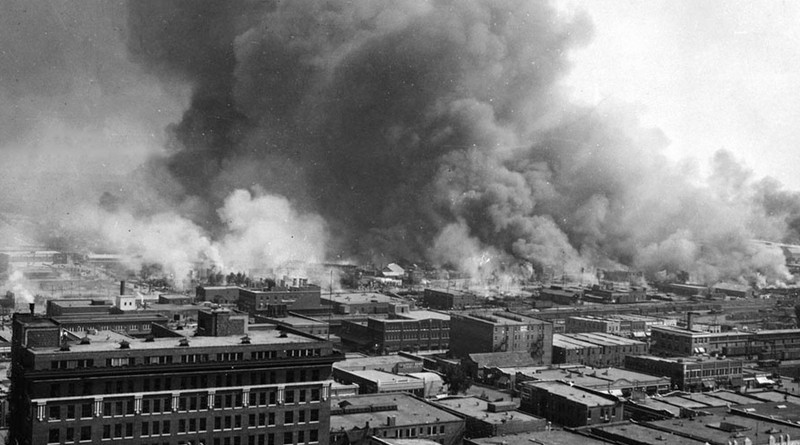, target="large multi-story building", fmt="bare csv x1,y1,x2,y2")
519,381,622,427
239,286,322,316
10,308,343,445
449,311,552,364
195,286,242,305
624,355,744,391
552,332,648,367
340,310,449,354
650,325,800,359
433,396,547,438
422,289,480,310
329,393,464,445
